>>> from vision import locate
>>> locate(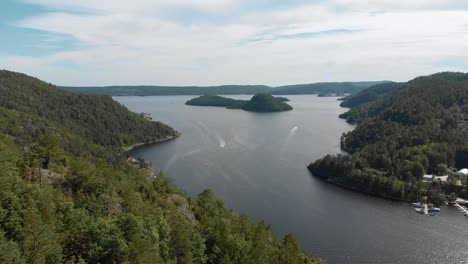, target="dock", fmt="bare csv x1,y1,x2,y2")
454,203,468,215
